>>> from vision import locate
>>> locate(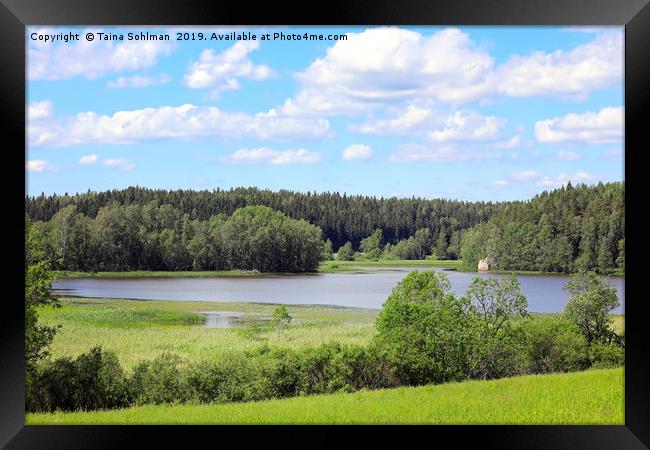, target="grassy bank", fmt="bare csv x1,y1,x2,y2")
27,367,623,425
40,298,623,371
58,260,624,278
58,259,464,278
39,297,379,370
